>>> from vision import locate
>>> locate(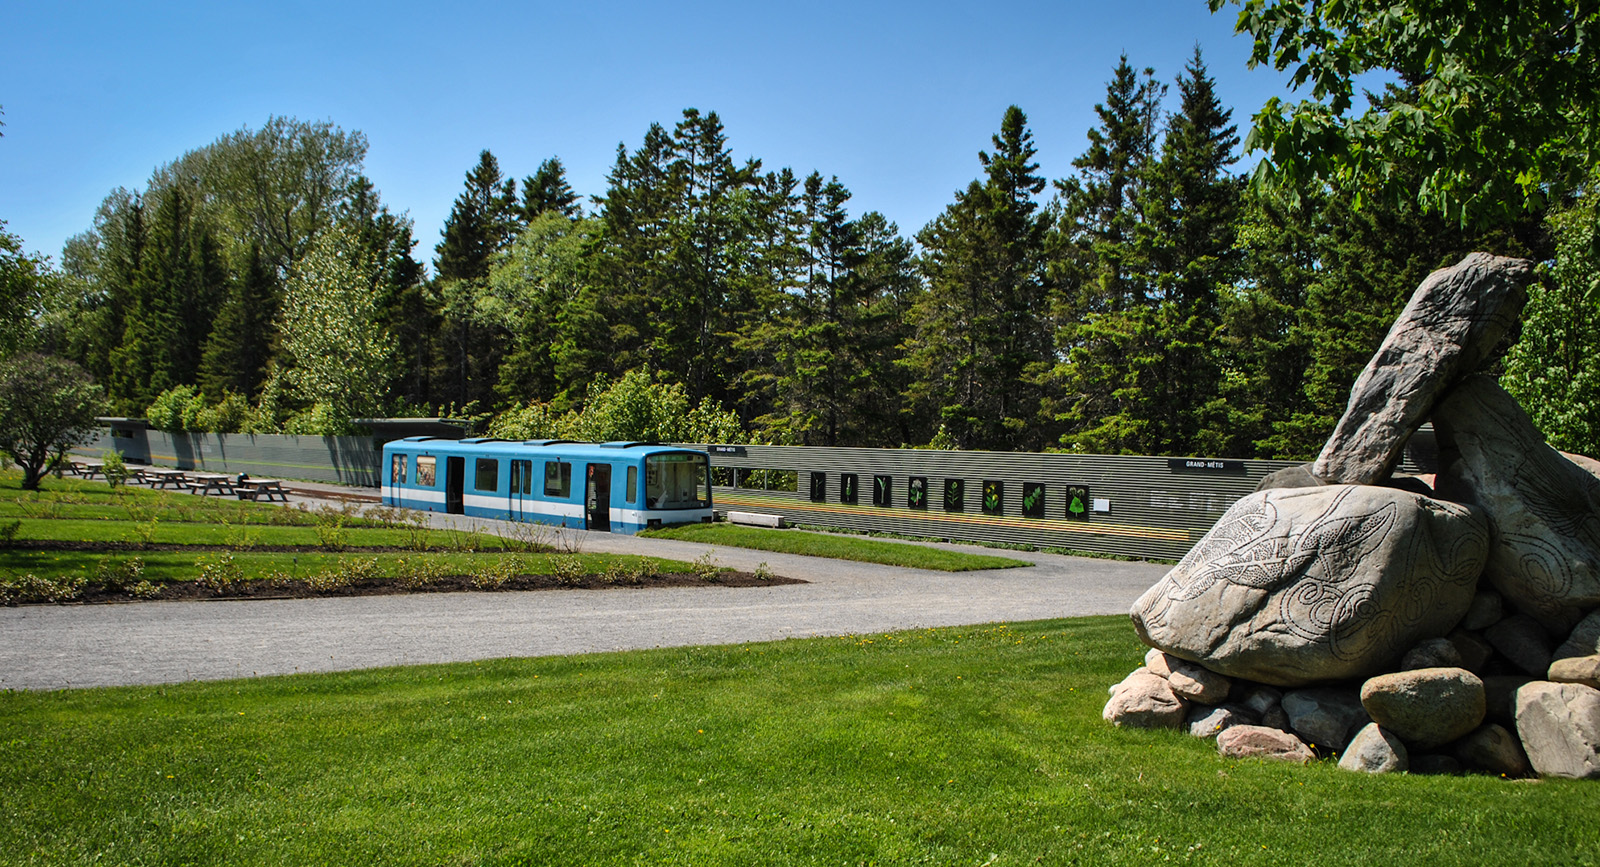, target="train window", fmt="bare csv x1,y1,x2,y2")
544,461,572,498
944,478,964,512
645,453,710,509
840,473,858,504
766,470,797,492
510,459,532,495
475,458,499,492
982,480,1004,515
872,474,892,507
626,466,638,503
390,454,407,485
1022,482,1046,518
809,472,826,502
908,476,928,510
416,456,436,487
